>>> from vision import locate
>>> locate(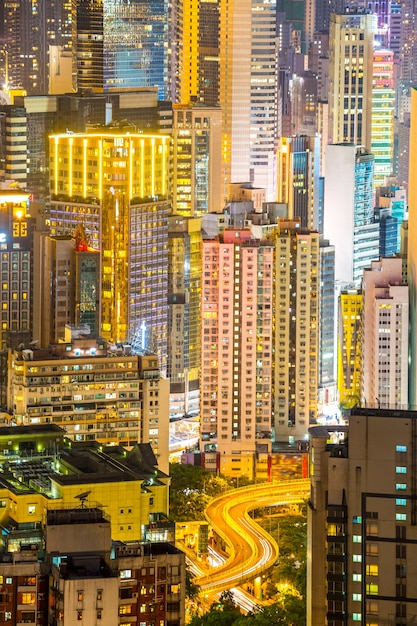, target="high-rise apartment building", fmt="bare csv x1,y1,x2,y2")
328,10,376,149
172,104,222,216
361,257,408,409
274,220,320,443
276,135,321,230
168,216,202,417
308,409,417,625
338,289,362,409
407,88,417,406
200,230,273,479
73,0,169,97
371,49,395,188
324,144,378,285
49,130,170,371
8,339,170,473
